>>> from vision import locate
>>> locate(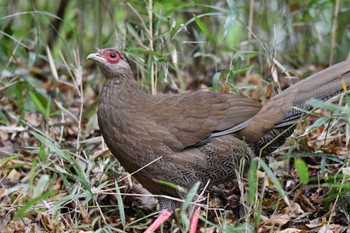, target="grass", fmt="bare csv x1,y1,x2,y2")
1,0,350,232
